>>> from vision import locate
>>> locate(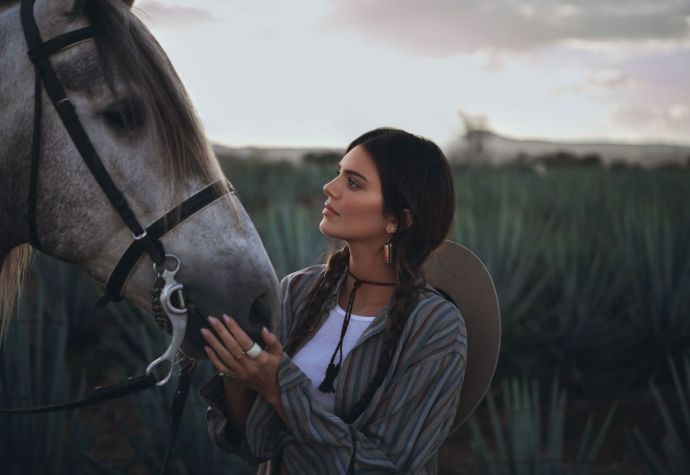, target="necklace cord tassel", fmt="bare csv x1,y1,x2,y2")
317,269,397,394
